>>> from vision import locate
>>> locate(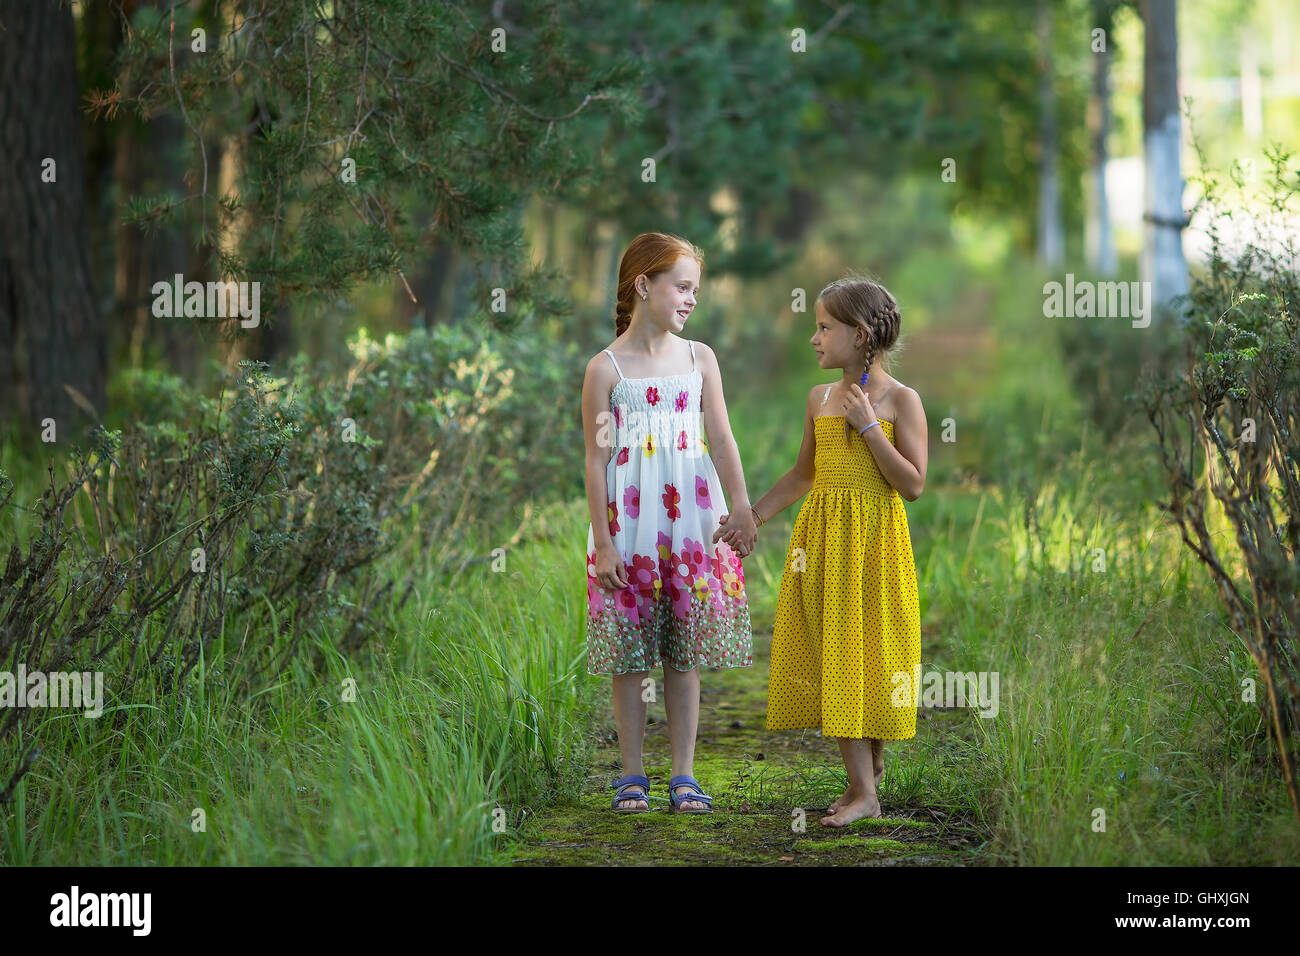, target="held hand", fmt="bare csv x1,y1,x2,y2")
732,510,758,556
843,383,877,434
712,512,730,546
713,511,757,557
